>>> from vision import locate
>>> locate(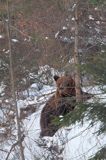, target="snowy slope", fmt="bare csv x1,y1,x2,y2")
22,85,106,160
0,84,106,160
